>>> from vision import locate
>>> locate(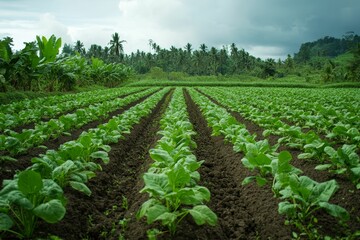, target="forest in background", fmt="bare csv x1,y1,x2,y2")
1,32,360,95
